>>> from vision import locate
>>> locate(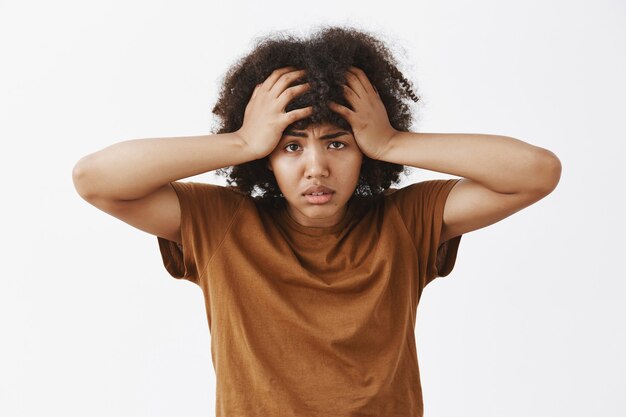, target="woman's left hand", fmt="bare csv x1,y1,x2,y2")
328,66,399,160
